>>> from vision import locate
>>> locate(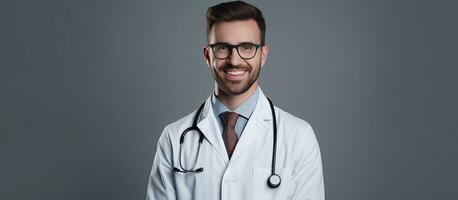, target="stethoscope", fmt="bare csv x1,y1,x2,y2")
173,98,281,188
